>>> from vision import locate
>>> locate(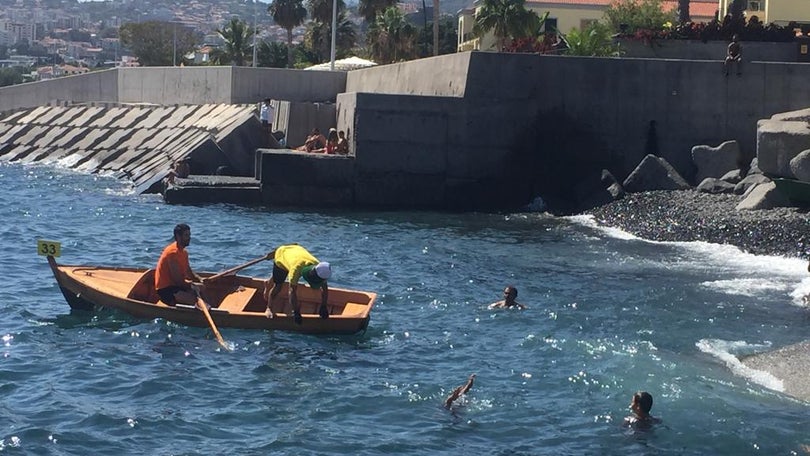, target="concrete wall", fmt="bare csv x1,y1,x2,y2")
231,66,346,103
619,39,798,62
345,52,471,97
0,69,118,112
0,66,346,113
